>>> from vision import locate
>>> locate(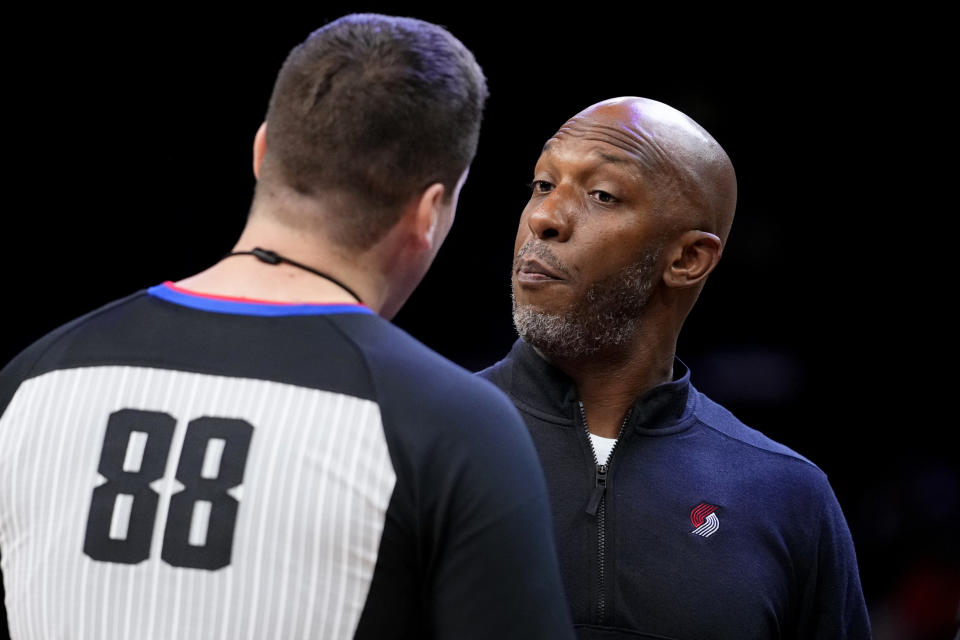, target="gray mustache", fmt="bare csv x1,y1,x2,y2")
514,242,570,277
